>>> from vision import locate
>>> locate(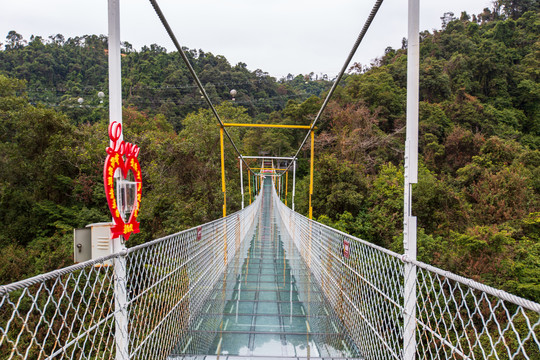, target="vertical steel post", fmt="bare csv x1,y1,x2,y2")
309,130,314,219
292,160,296,212
239,158,244,209
404,0,419,359
108,1,128,359
112,239,128,360
220,127,226,217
